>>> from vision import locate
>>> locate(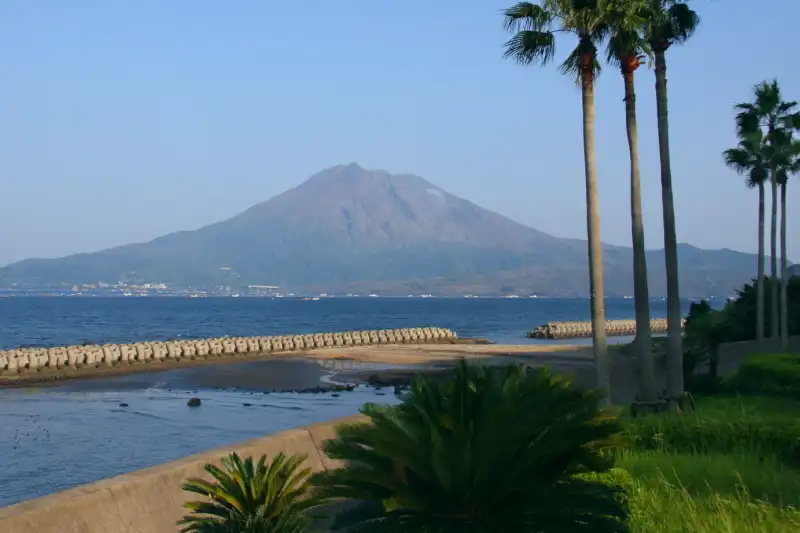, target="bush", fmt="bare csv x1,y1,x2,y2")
726,354,800,398
624,396,800,468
